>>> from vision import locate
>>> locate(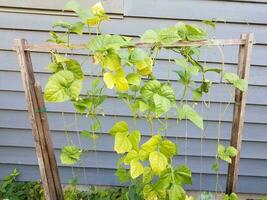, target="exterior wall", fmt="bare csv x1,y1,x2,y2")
0,0,267,194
